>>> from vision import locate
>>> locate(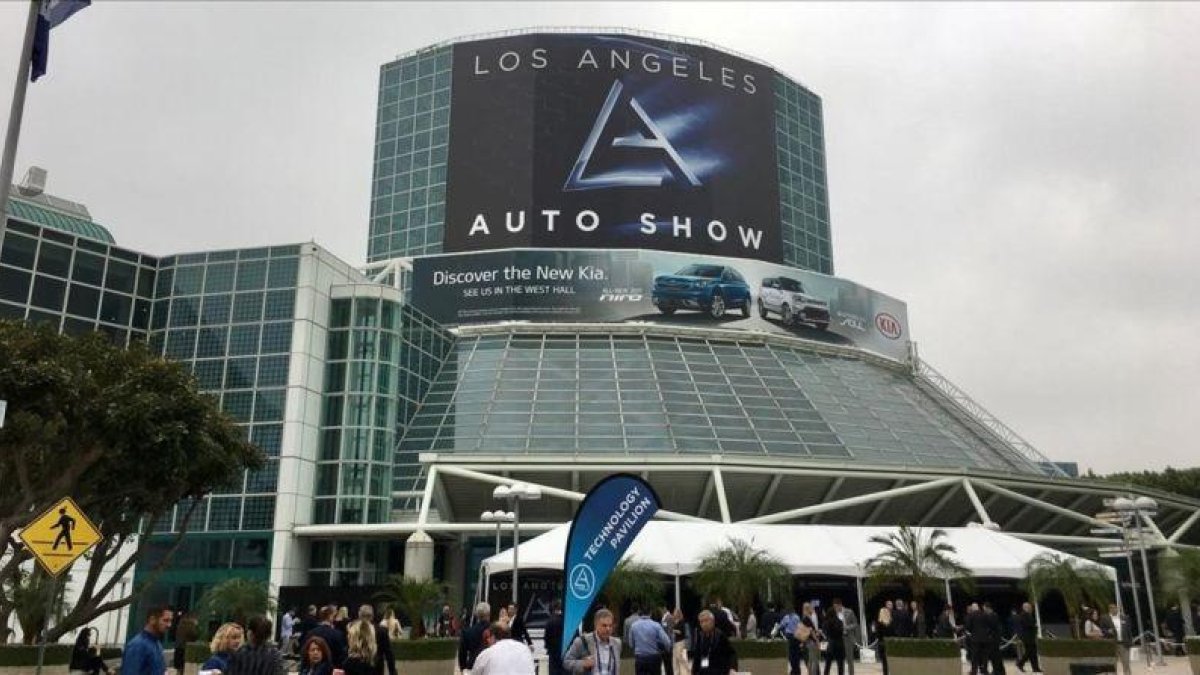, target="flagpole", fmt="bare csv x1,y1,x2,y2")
0,0,40,216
